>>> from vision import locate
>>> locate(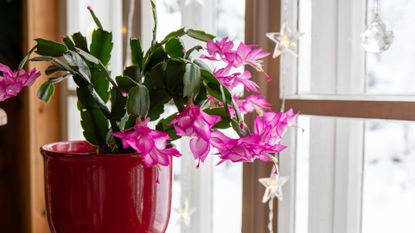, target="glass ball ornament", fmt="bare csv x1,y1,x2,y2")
360,15,394,53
